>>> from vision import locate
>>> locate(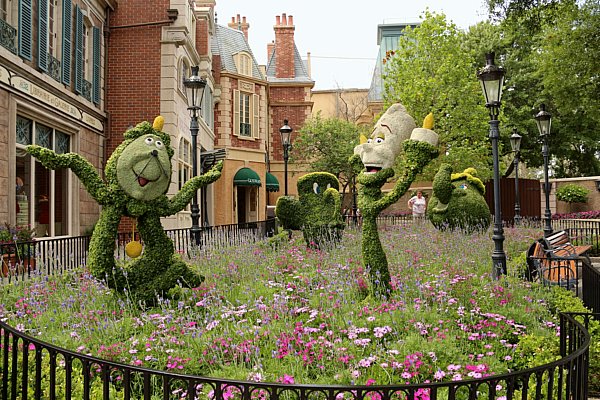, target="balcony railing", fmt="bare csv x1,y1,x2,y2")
47,53,61,82
0,18,17,54
240,122,252,137
82,79,92,101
